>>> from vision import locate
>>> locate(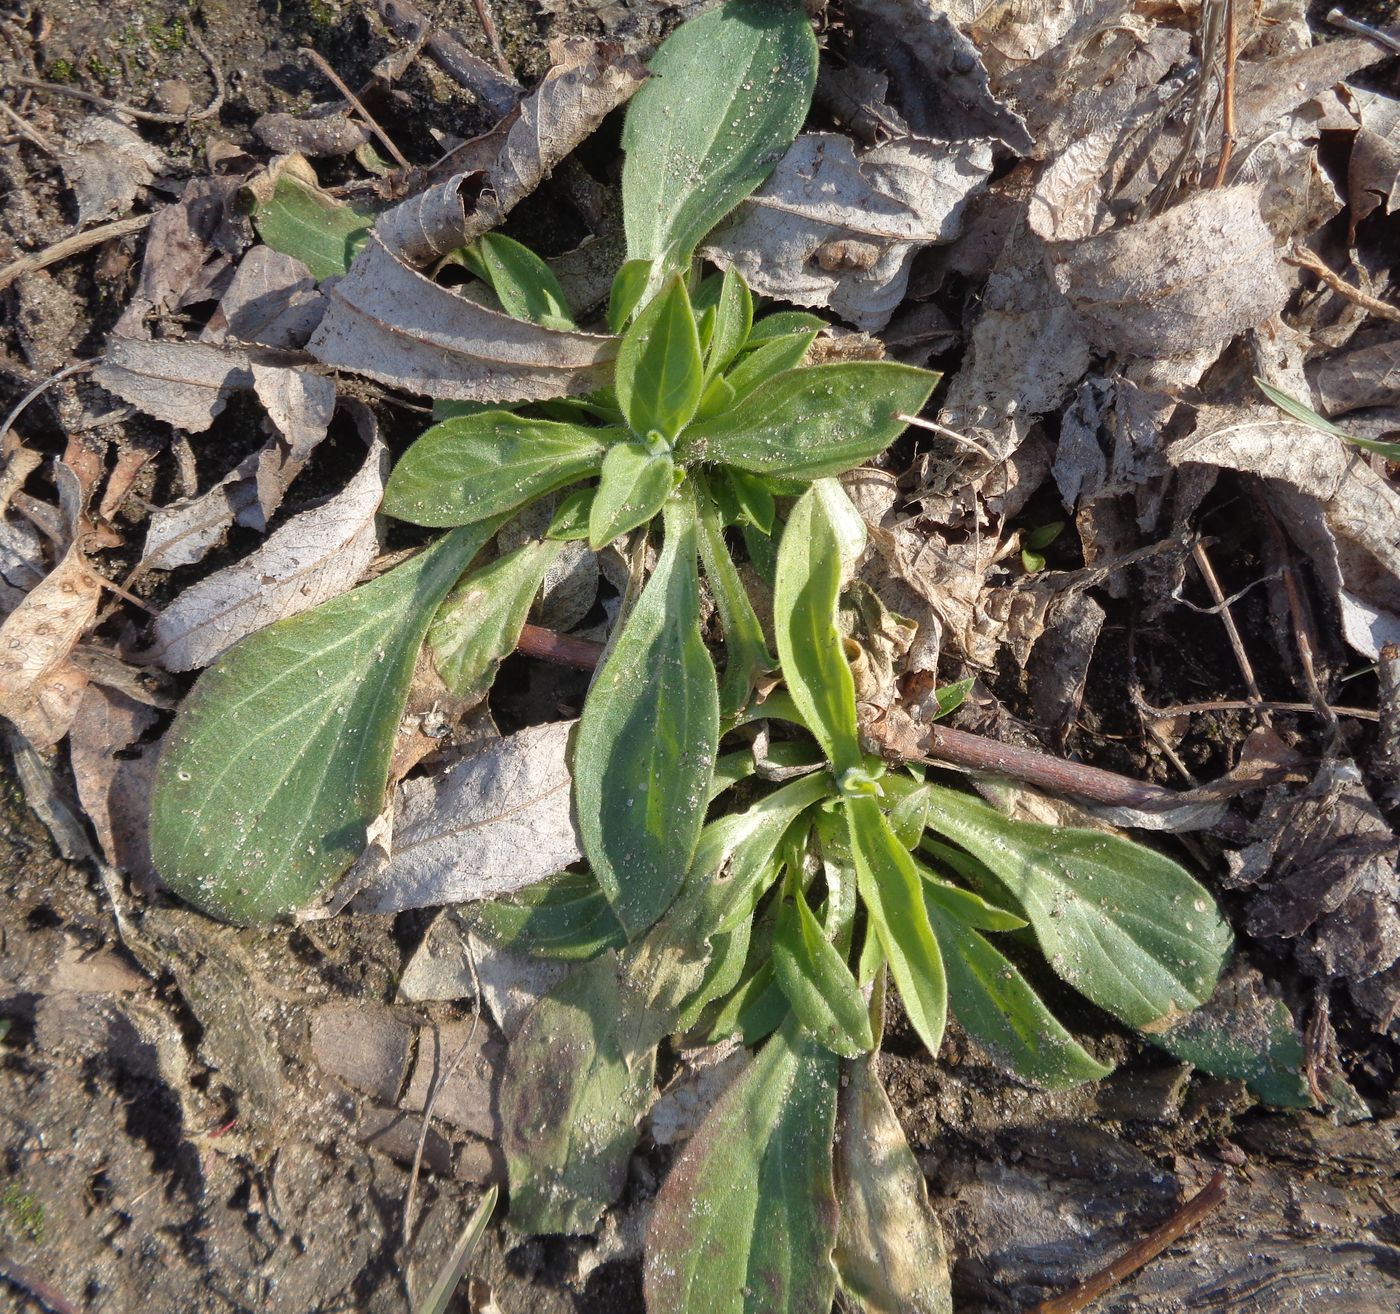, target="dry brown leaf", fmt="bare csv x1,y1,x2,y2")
254,109,370,158
1048,185,1289,359
202,245,325,349
307,233,616,402
59,116,166,226
377,40,648,263
67,683,159,882
93,337,255,432
1171,406,1400,658
0,522,100,747
150,436,388,671
1315,337,1400,417
704,133,991,331
352,720,581,914
1349,88,1400,229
